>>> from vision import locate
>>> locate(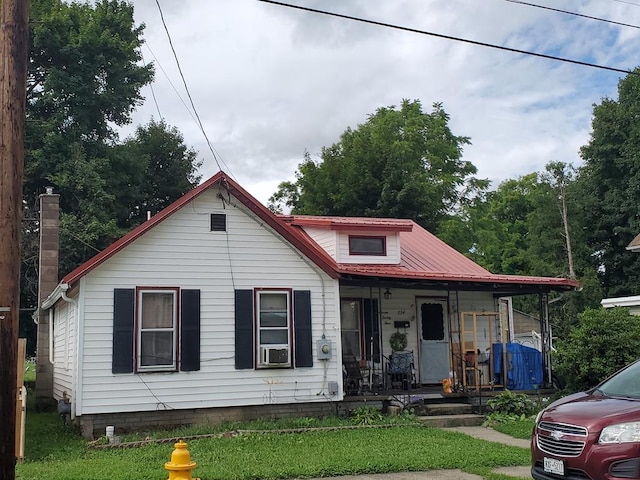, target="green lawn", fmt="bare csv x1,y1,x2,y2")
16,411,530,480
23,359,36,384
492,417,535,440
